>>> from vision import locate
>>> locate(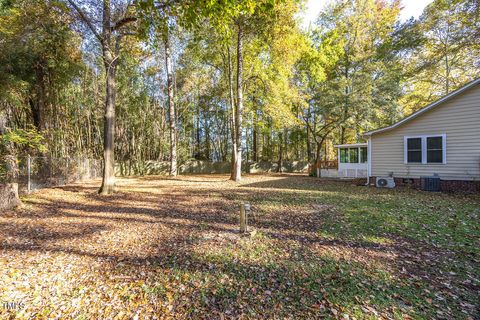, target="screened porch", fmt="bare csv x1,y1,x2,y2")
335,143,368,178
